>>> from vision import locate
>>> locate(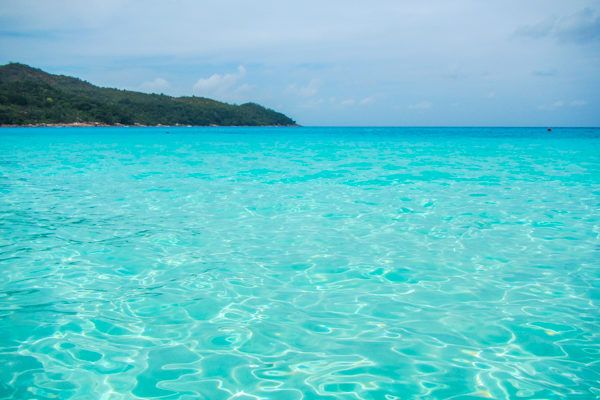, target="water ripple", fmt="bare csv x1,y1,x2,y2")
0,127,598,399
